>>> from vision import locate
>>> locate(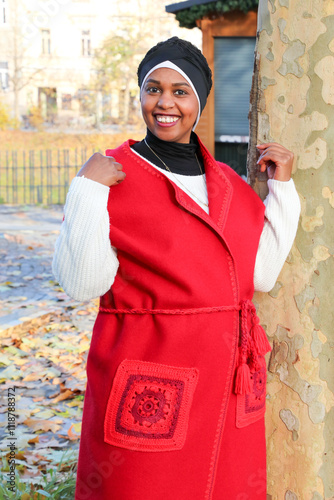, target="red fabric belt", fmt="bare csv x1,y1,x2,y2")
98,300,272,396
99,305,238,315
